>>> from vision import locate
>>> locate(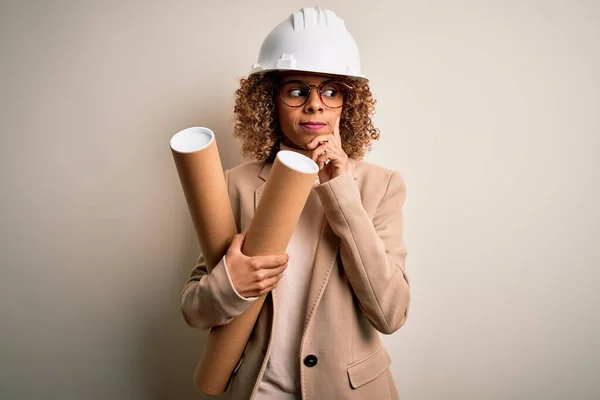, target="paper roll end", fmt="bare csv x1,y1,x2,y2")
170,126,215,153
276,150,318,174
